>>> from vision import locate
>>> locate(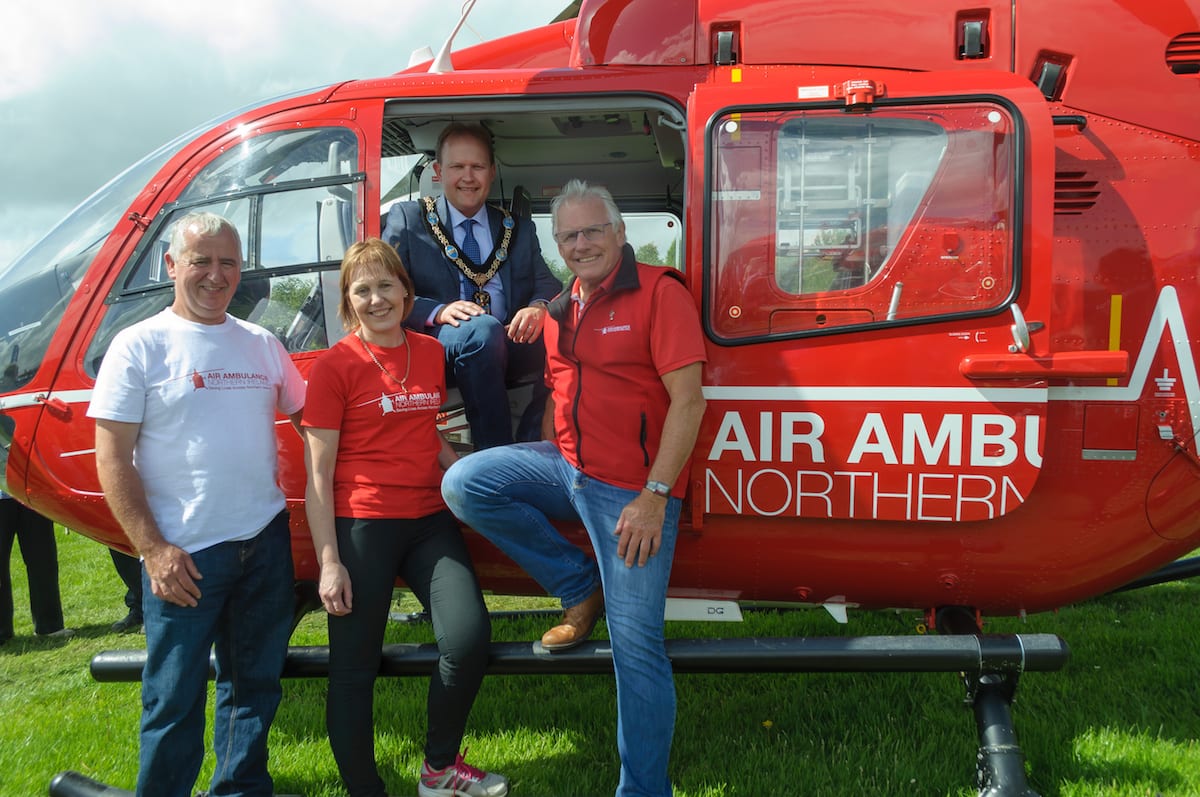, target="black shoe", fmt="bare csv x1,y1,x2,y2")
36,628,76,639
111,611,143,633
